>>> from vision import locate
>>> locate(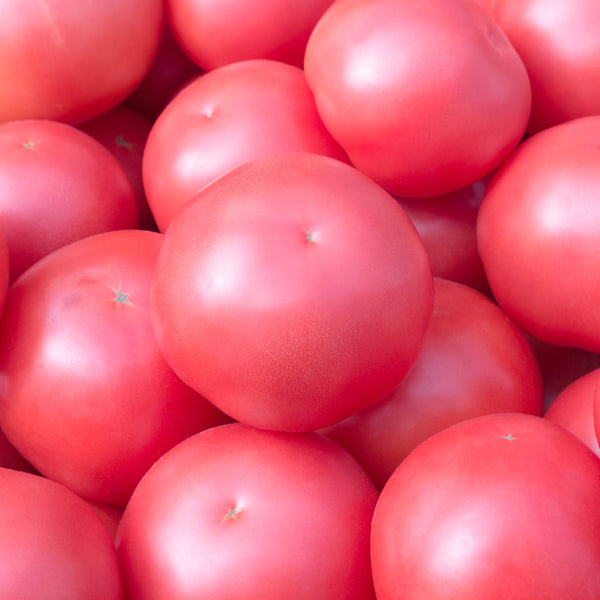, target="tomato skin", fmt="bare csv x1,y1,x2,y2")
166,0,336,70
117,422,378,599
151,152,433,432
0,0,163,125
143,59,348,231
477,116,600,352
321,278,543,489
396,178,491,295
0,119,138,283
490,0,600,134
545,369,600,458
79,105,157,231
371,413,600,599
0,230,230,507
0,467,123,599
304,0,531,197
